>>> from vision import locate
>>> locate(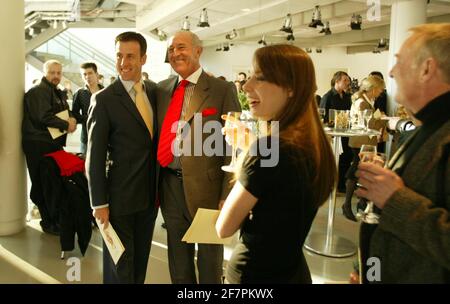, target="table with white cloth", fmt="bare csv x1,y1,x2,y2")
304,127,381,258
